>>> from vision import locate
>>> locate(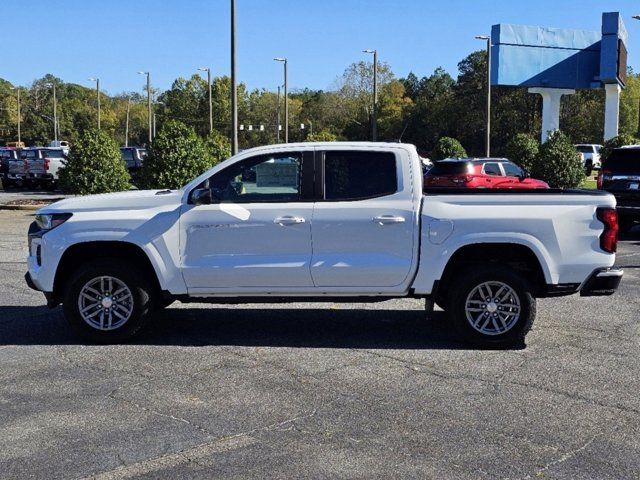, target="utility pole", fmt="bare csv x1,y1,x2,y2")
634,16,640,137
198,67,213,133
88,77,100,129
231,0,238,154
138,71,152,144
274,58,288,142
475,35,492,157
125,97,131,147
363,49,377,141
50,83,58,142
